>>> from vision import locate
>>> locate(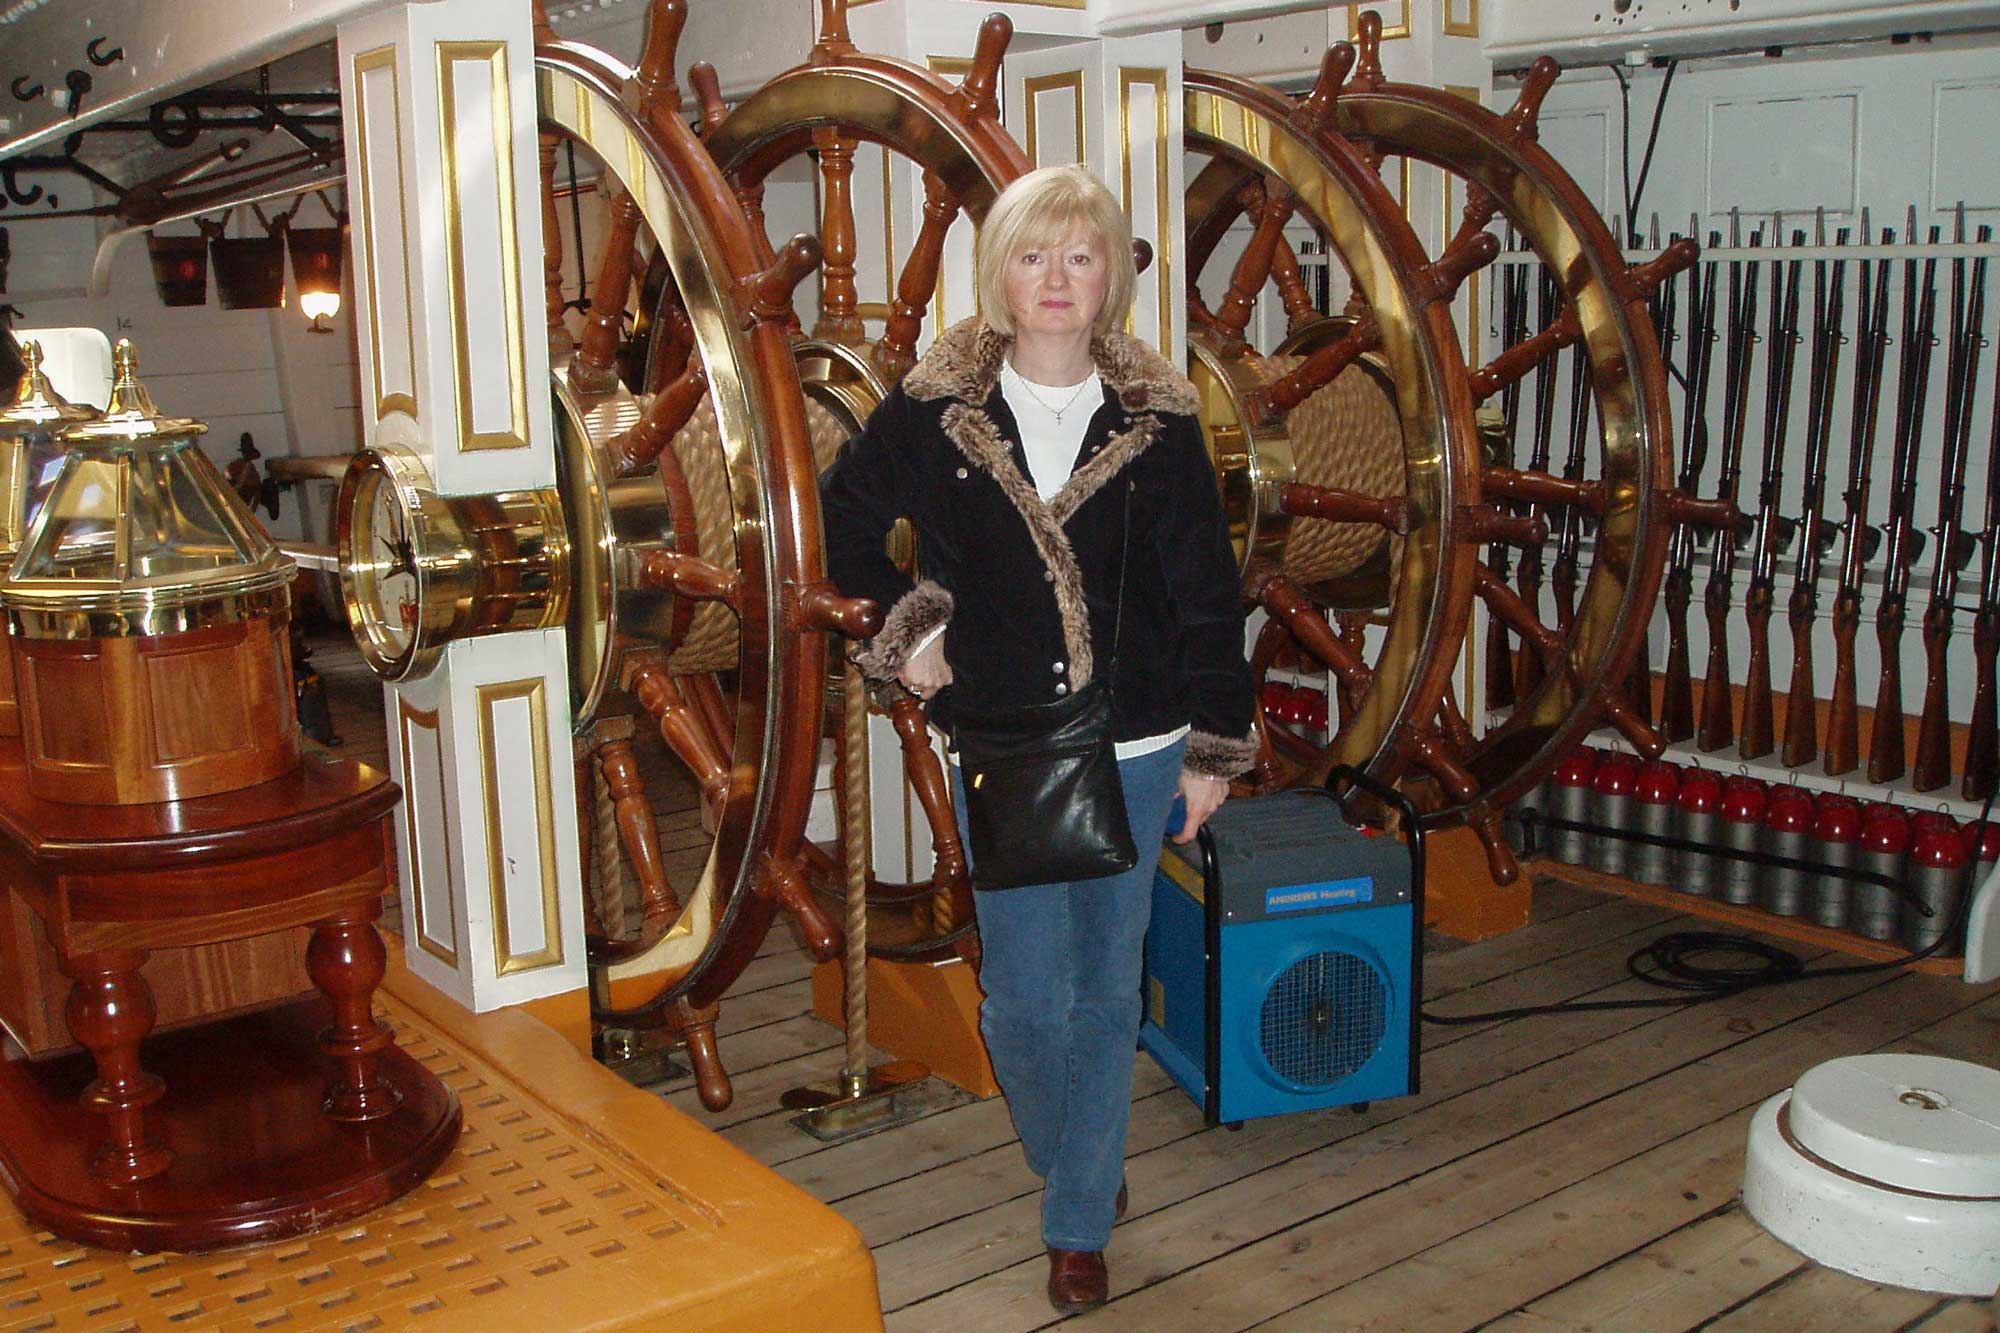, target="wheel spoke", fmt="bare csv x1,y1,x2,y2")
1279,480,1408,534
812,129,865,343
873,171,956,383
612,360,708,476
1215,179,1295,342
